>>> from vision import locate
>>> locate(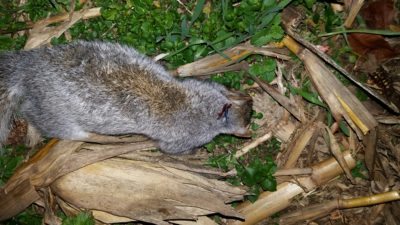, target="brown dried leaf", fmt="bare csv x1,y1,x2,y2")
361,0,397,29
348,34,398,64
24,7,101,50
